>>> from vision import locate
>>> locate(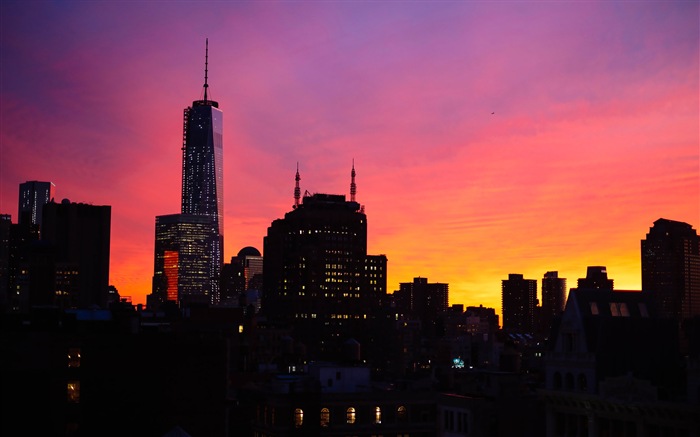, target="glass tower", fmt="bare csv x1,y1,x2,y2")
179,40,223,304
